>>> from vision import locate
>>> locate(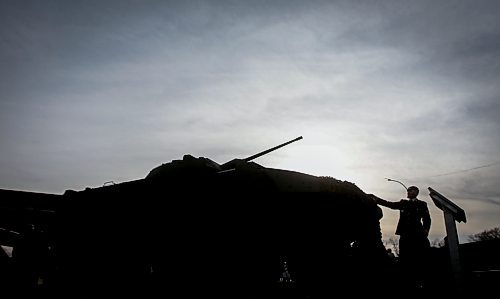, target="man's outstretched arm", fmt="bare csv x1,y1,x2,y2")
368,194,402,210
